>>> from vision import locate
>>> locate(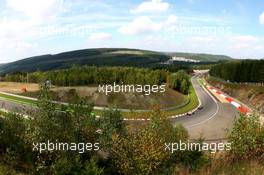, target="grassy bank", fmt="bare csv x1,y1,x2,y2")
0,92,37,105
208,76,264,114
164,84,199,116
122,84,199,119
0,84,199,119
